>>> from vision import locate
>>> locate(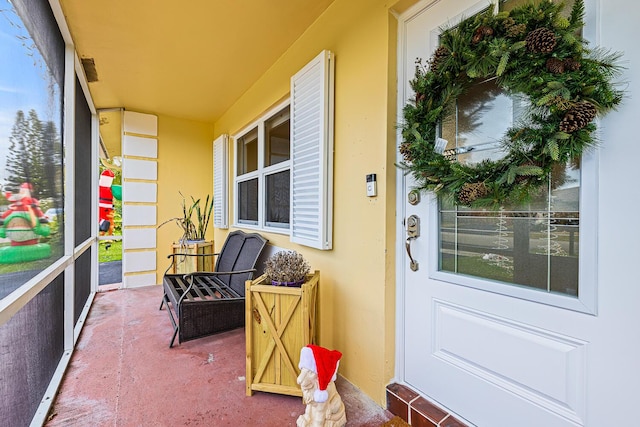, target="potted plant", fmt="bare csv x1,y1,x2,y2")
159,192,213,243
159,193,215,274
264,250,311,287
